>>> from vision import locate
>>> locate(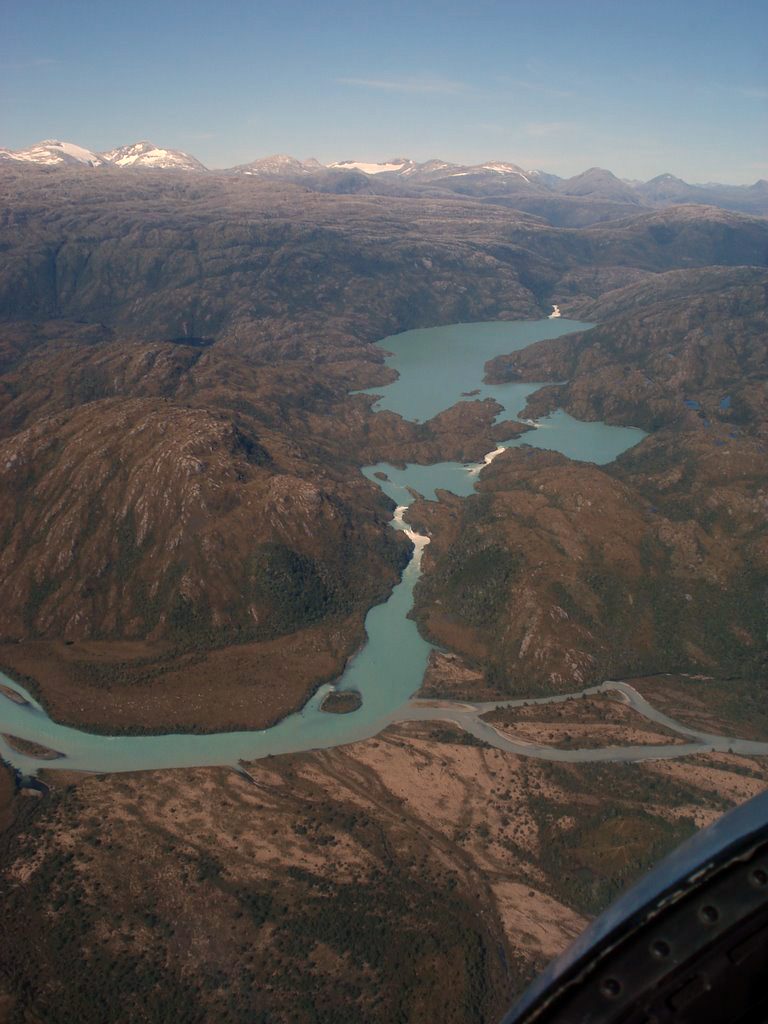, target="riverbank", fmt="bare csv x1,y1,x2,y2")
2,718,766,1023
0,759,14,832
0,619,368,736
